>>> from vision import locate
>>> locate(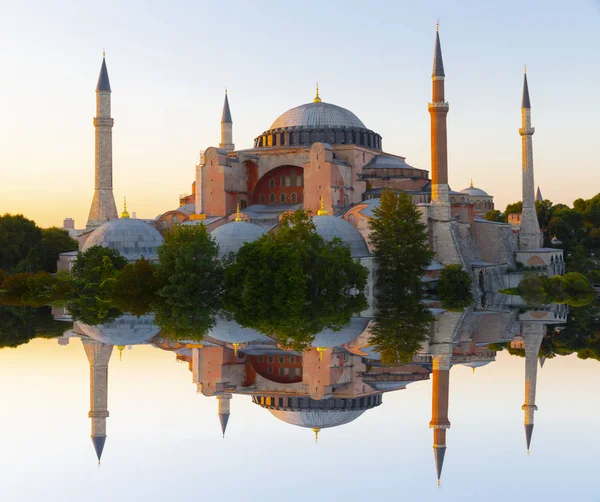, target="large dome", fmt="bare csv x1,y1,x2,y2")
210,220,264,257
76,314,159,345
82,218,164,261
311,317,370,348
312,216,370,257
268,409,366,429
270,101,366,130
